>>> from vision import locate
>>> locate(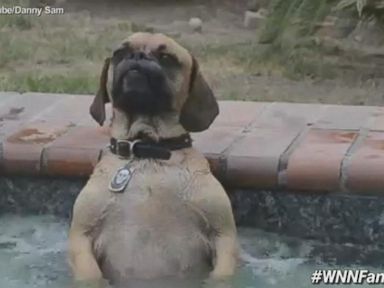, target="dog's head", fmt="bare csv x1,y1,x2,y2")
90,32,218,133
